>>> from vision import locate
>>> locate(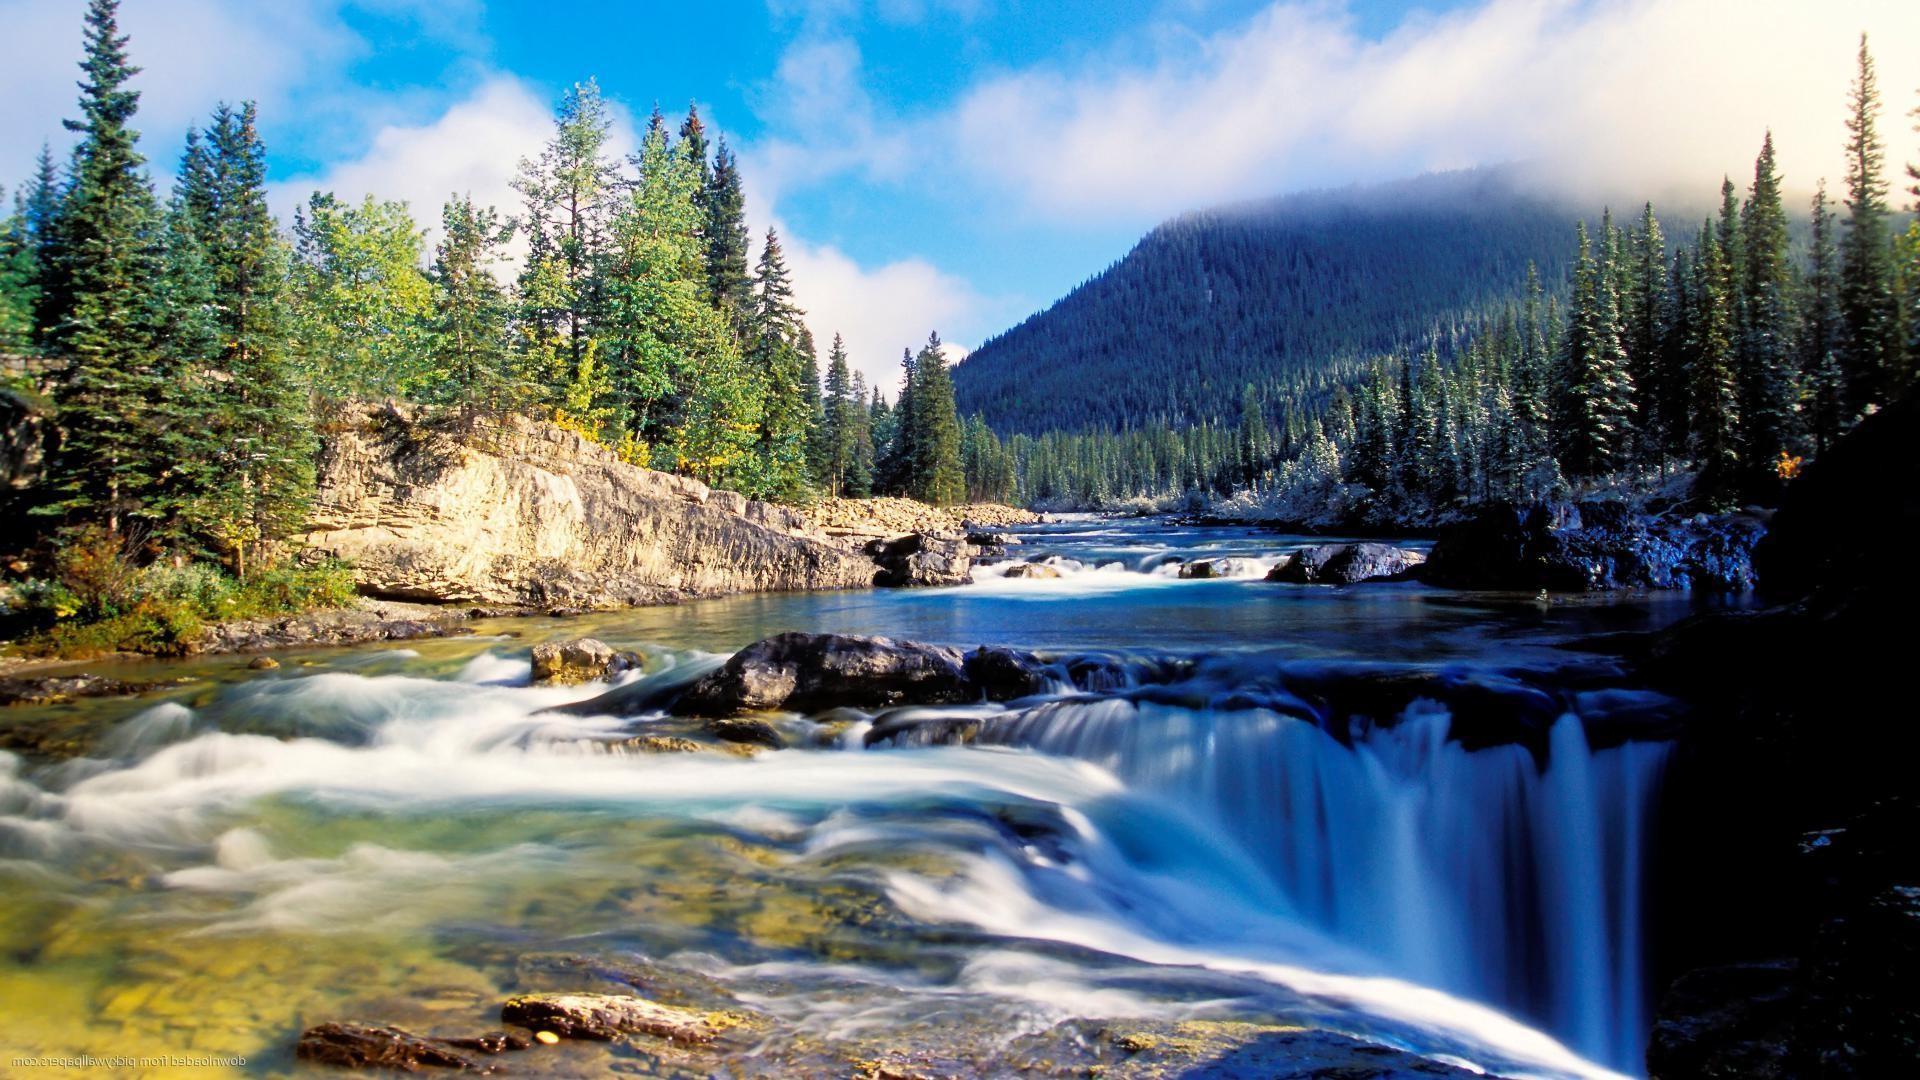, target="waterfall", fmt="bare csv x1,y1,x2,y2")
954,694,1670,1071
